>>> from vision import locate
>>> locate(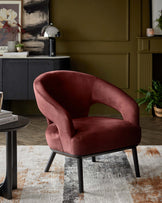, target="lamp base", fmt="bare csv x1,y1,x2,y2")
49,38,56,57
